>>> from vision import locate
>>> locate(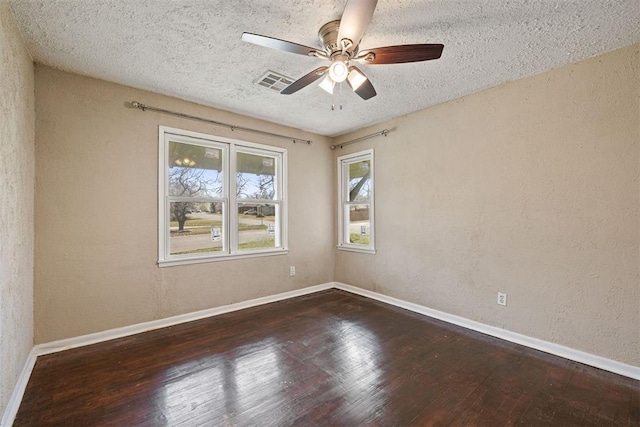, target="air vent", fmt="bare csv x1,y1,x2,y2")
255,70,293,92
